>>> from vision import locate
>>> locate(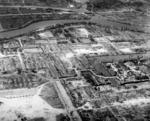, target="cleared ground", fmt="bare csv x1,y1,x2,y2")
0,85,65,121
39,83,64,109
0,23,3,31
